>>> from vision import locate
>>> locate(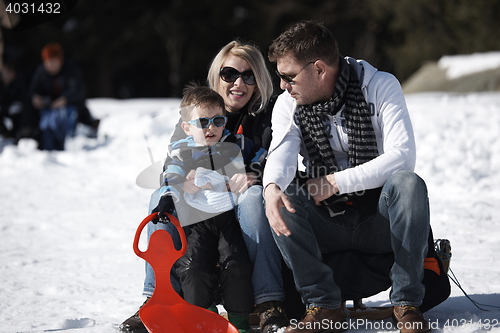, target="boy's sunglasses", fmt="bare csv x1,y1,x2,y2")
219,67,256,85
187,115,227,129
